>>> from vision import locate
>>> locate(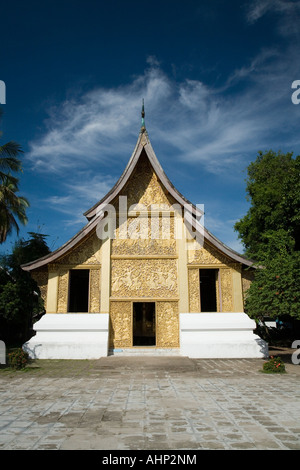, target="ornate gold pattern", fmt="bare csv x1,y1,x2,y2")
109,301,132,348
112,217,176,256
111,259,178,298
188,241,234,265
31,269,48,306
188,269,200,312
220,268,233,312
57,269,69,313
56,232,101,266
121,151,176,209
156,301,179,347
89,268,101,312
